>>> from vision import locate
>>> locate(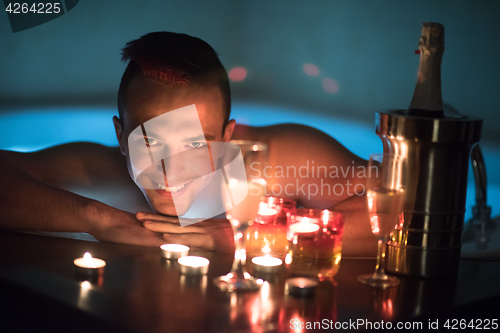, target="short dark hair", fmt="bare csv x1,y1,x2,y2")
117,32,231,131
